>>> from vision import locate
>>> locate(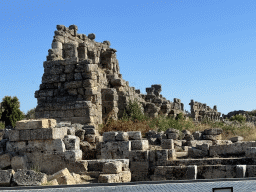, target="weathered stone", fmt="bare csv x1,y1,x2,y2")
103,161,123,174
75,129,85,141
64,150,82,161
131,140,149,150
0,169,15,186
116,132,129,141
204,128,223,135
48,168,76,185
98,174,120,183
16,119,56,130
230,136,244,143
103,131,118,142
13,170,47,186
11,156,28,171
0,153,11,169
64,135,80,150
161,139,174,149
127,131,142,140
